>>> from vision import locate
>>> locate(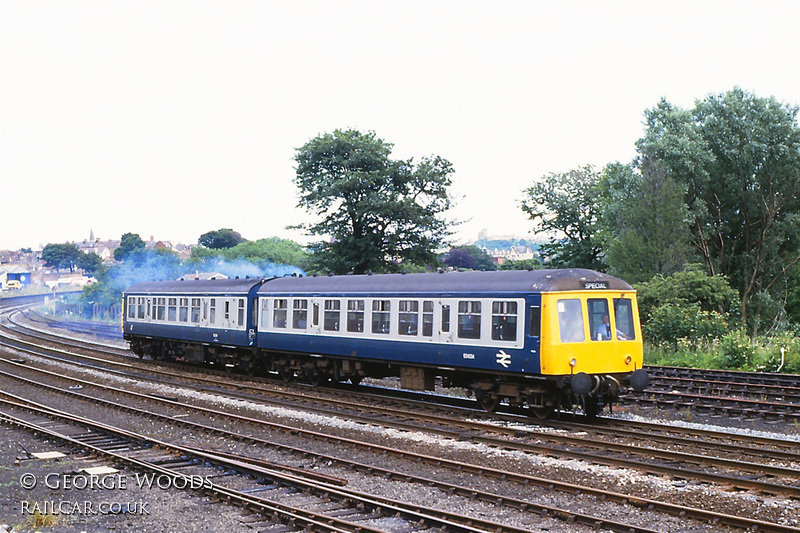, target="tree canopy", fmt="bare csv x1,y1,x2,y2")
41,243,81,272
294,129,454,274
520,165,605,270
113,233,146,262
198,228,246,249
